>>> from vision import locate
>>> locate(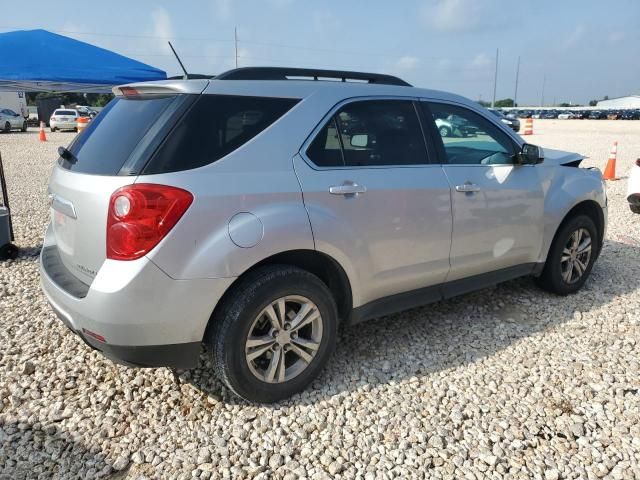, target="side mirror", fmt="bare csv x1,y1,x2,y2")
517,143,543,165
350,134,369,148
